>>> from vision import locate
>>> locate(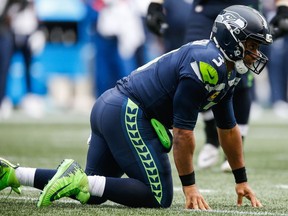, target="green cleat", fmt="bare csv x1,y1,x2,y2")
37,159,90,207
0,157,21,194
